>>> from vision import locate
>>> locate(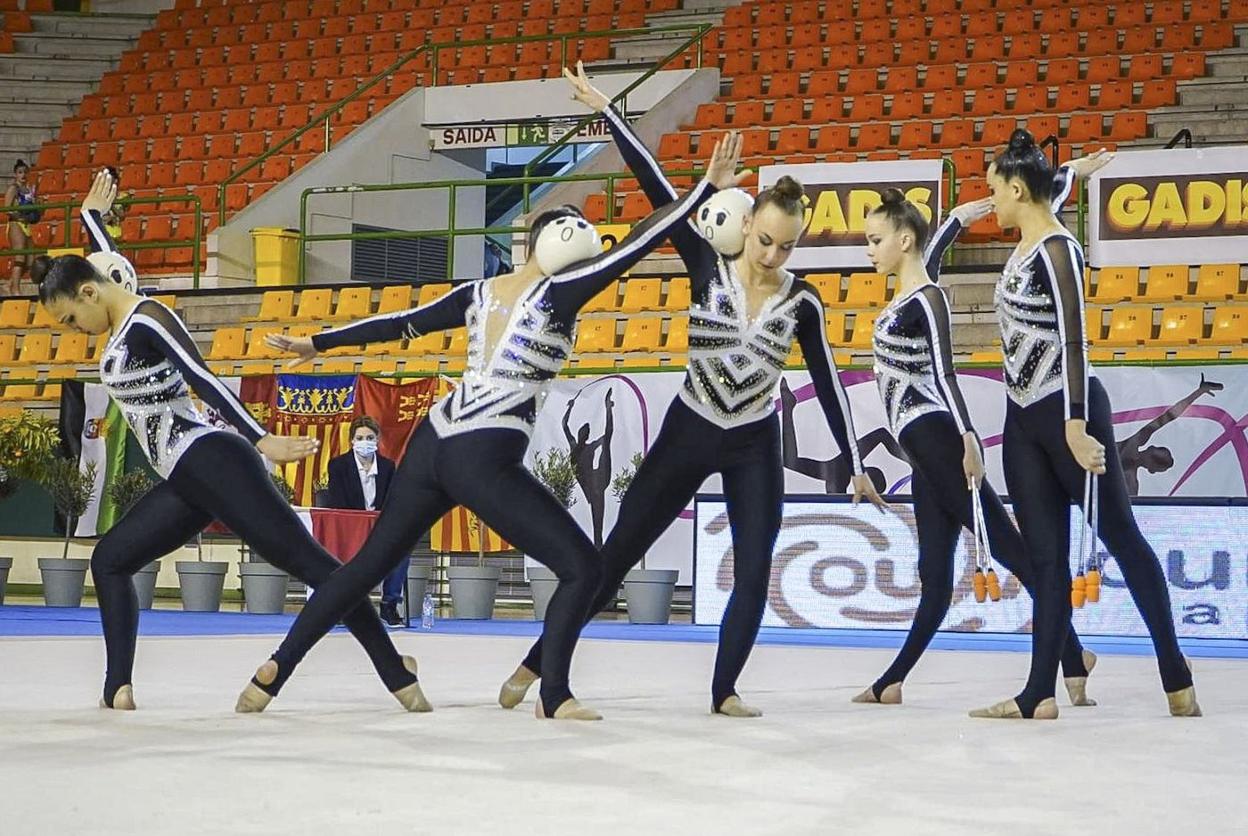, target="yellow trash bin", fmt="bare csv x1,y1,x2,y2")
250,227,301,286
